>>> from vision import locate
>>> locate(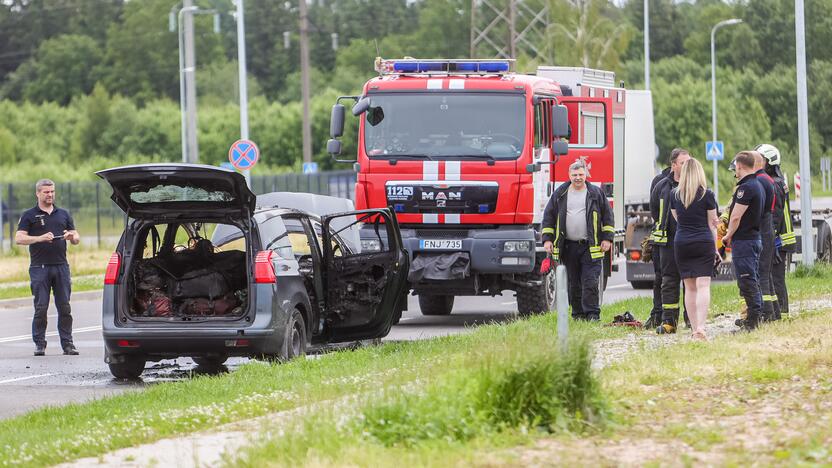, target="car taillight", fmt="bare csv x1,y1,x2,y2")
630,250,642,261
117,340,140,348
254,250,276,283
104,252,121,285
